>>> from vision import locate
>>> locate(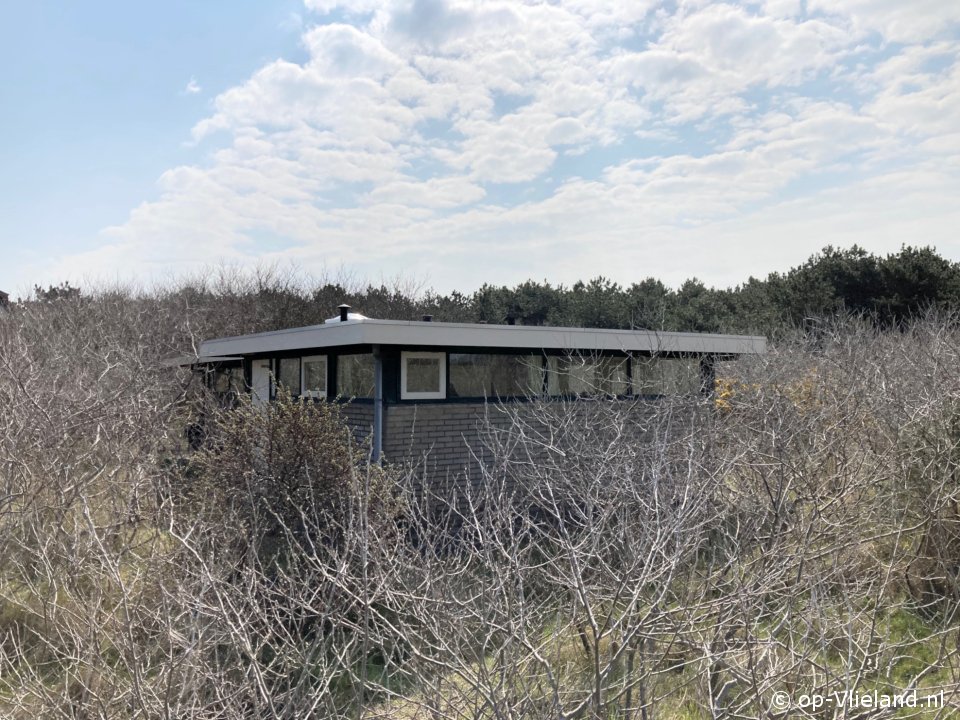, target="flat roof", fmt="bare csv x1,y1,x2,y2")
196,318,766,358
164,354,242,368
